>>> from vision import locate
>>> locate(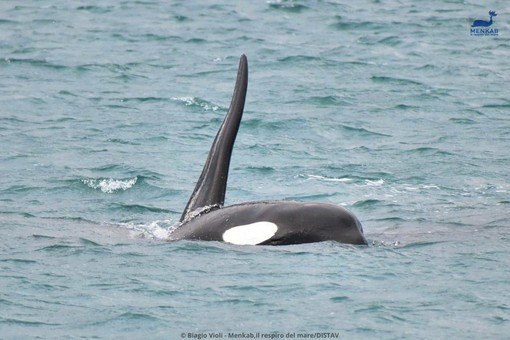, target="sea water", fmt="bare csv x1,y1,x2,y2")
1,1,509,338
